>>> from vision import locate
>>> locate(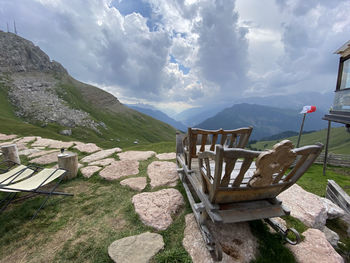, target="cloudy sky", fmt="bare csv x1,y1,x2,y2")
1,0,350,113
